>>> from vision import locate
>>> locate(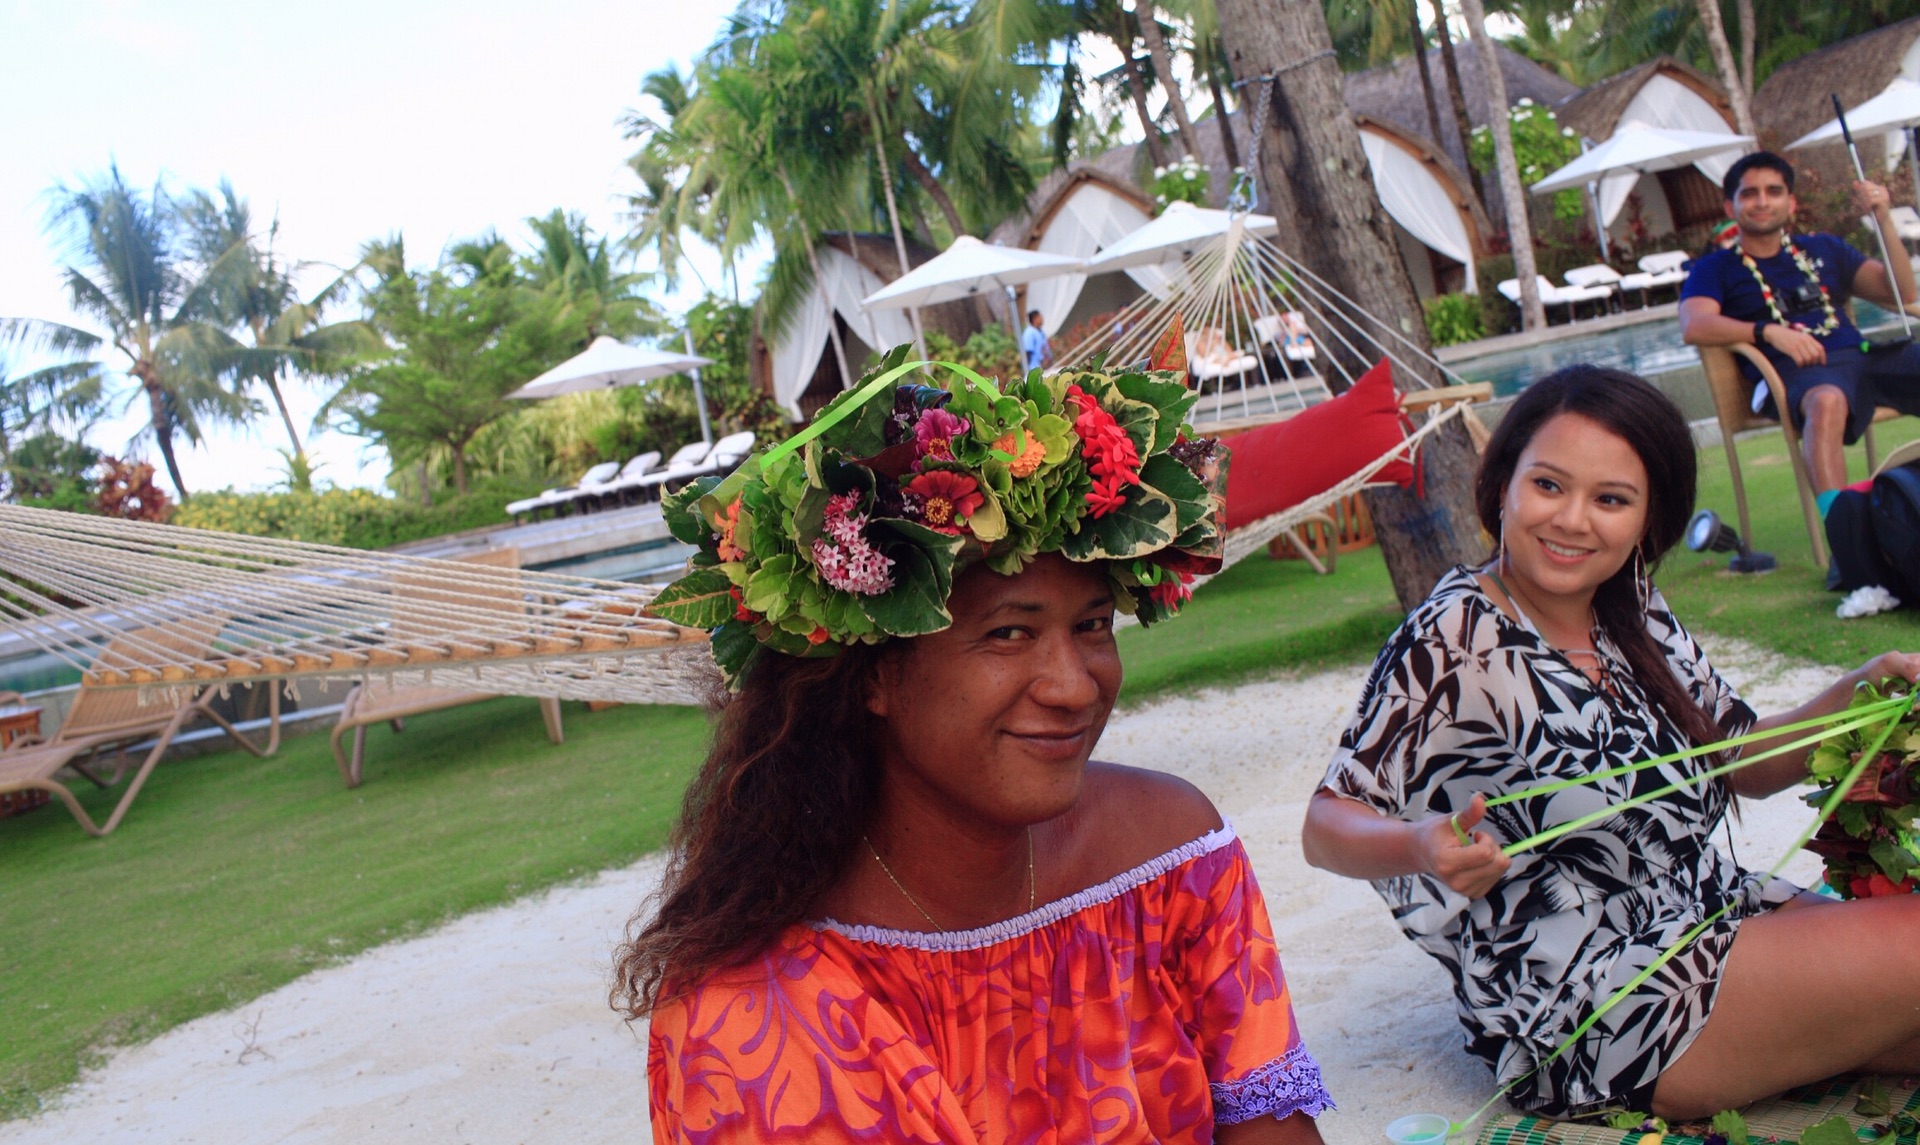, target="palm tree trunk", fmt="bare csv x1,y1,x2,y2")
451,445,469,496
1136,2,1201,158
1459,0,1544,331
263,372,306,463
1429,0,1486,209
778,170,854,389
1735,0,1755,99
141,372,189,500
1411,10,1445,146
1215,0,1488,610
1204,64,1242,170
866,94,927,356
900,145,967,239
1694,0,1754,136
1114,15,1170,169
